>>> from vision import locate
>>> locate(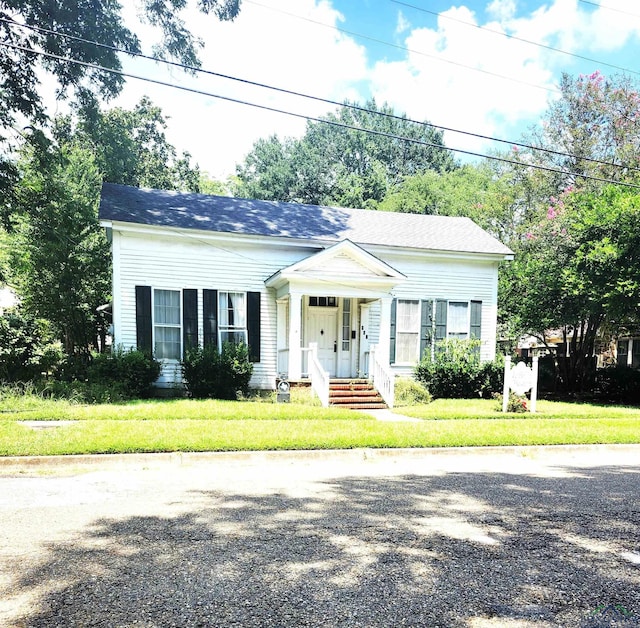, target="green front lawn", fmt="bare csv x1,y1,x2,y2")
1,394,639,457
